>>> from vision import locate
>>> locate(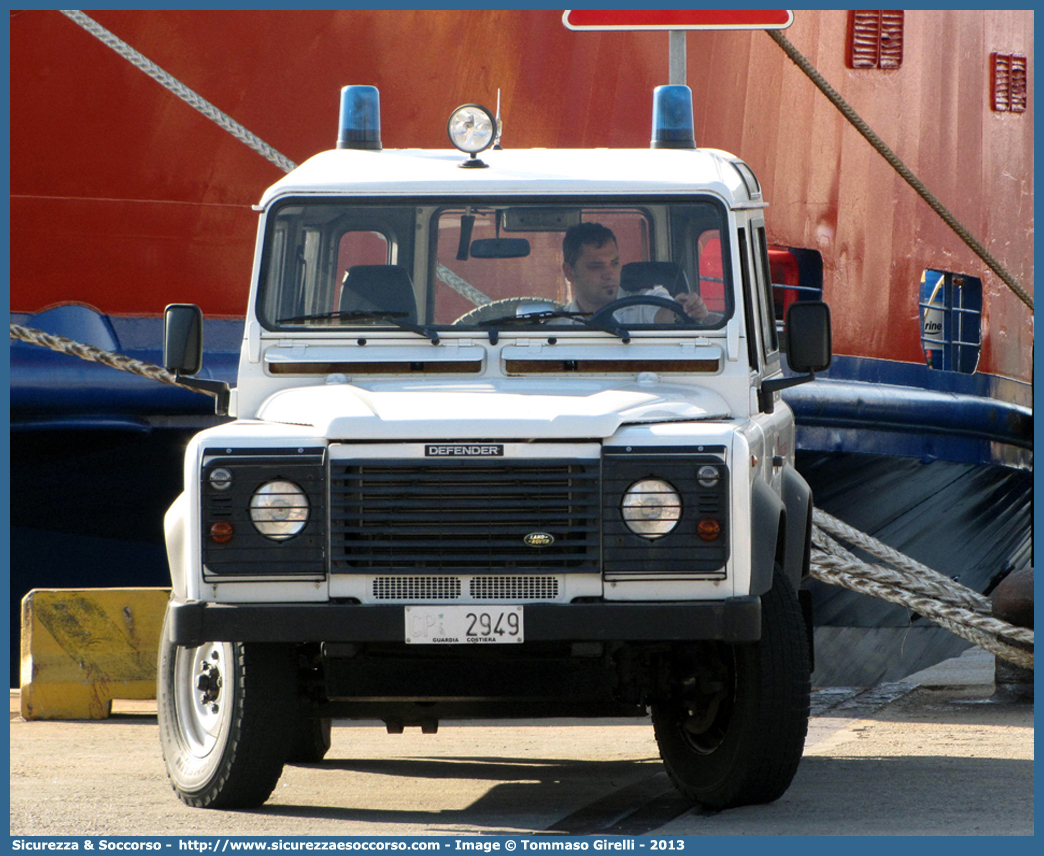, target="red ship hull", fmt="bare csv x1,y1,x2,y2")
11,9,1033,379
